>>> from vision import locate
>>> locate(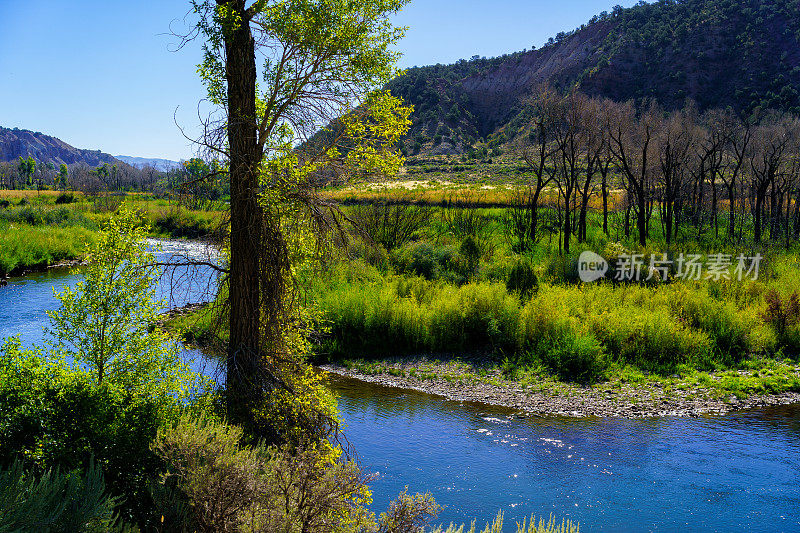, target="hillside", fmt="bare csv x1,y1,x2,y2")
0,126,120,167
392,0,800,156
